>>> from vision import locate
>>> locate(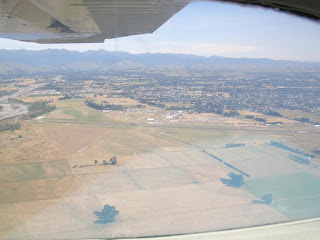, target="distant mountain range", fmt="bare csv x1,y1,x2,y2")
1,49,319,72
